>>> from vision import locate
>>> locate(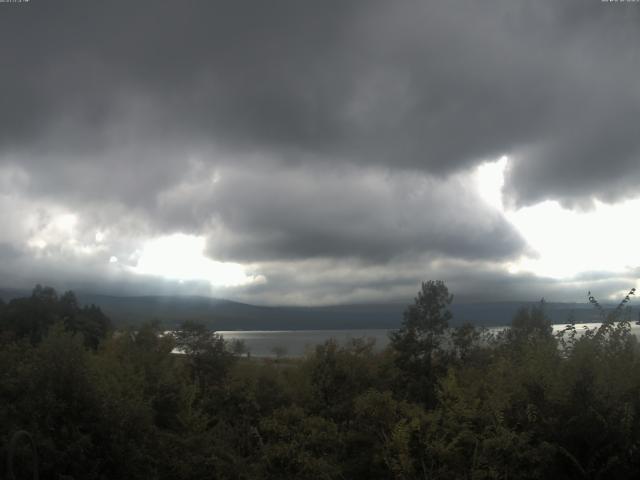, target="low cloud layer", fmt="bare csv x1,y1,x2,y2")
1,1,639,305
